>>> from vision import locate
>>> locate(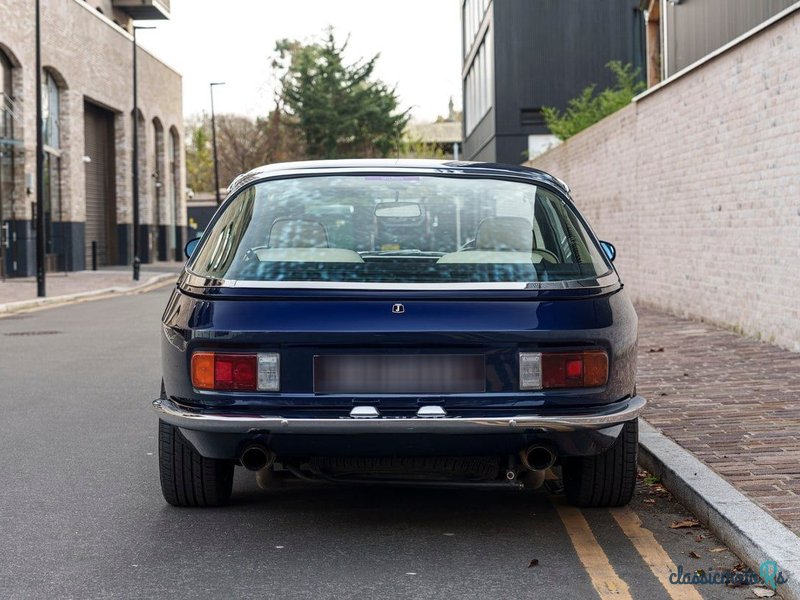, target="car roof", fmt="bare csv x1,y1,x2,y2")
227,159,571,196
